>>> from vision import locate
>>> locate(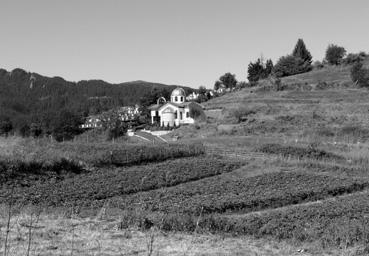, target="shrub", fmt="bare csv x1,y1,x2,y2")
338,124,369,141
351,62,369,87
0,116,13,136
344,52,367,65
316,127,335,137
325,44,346,65
0,158,84,186
273,55,311,77
232,107,256,123
60,142,206,167
257,143,344,161
189,103,205,120
313,60,324,70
